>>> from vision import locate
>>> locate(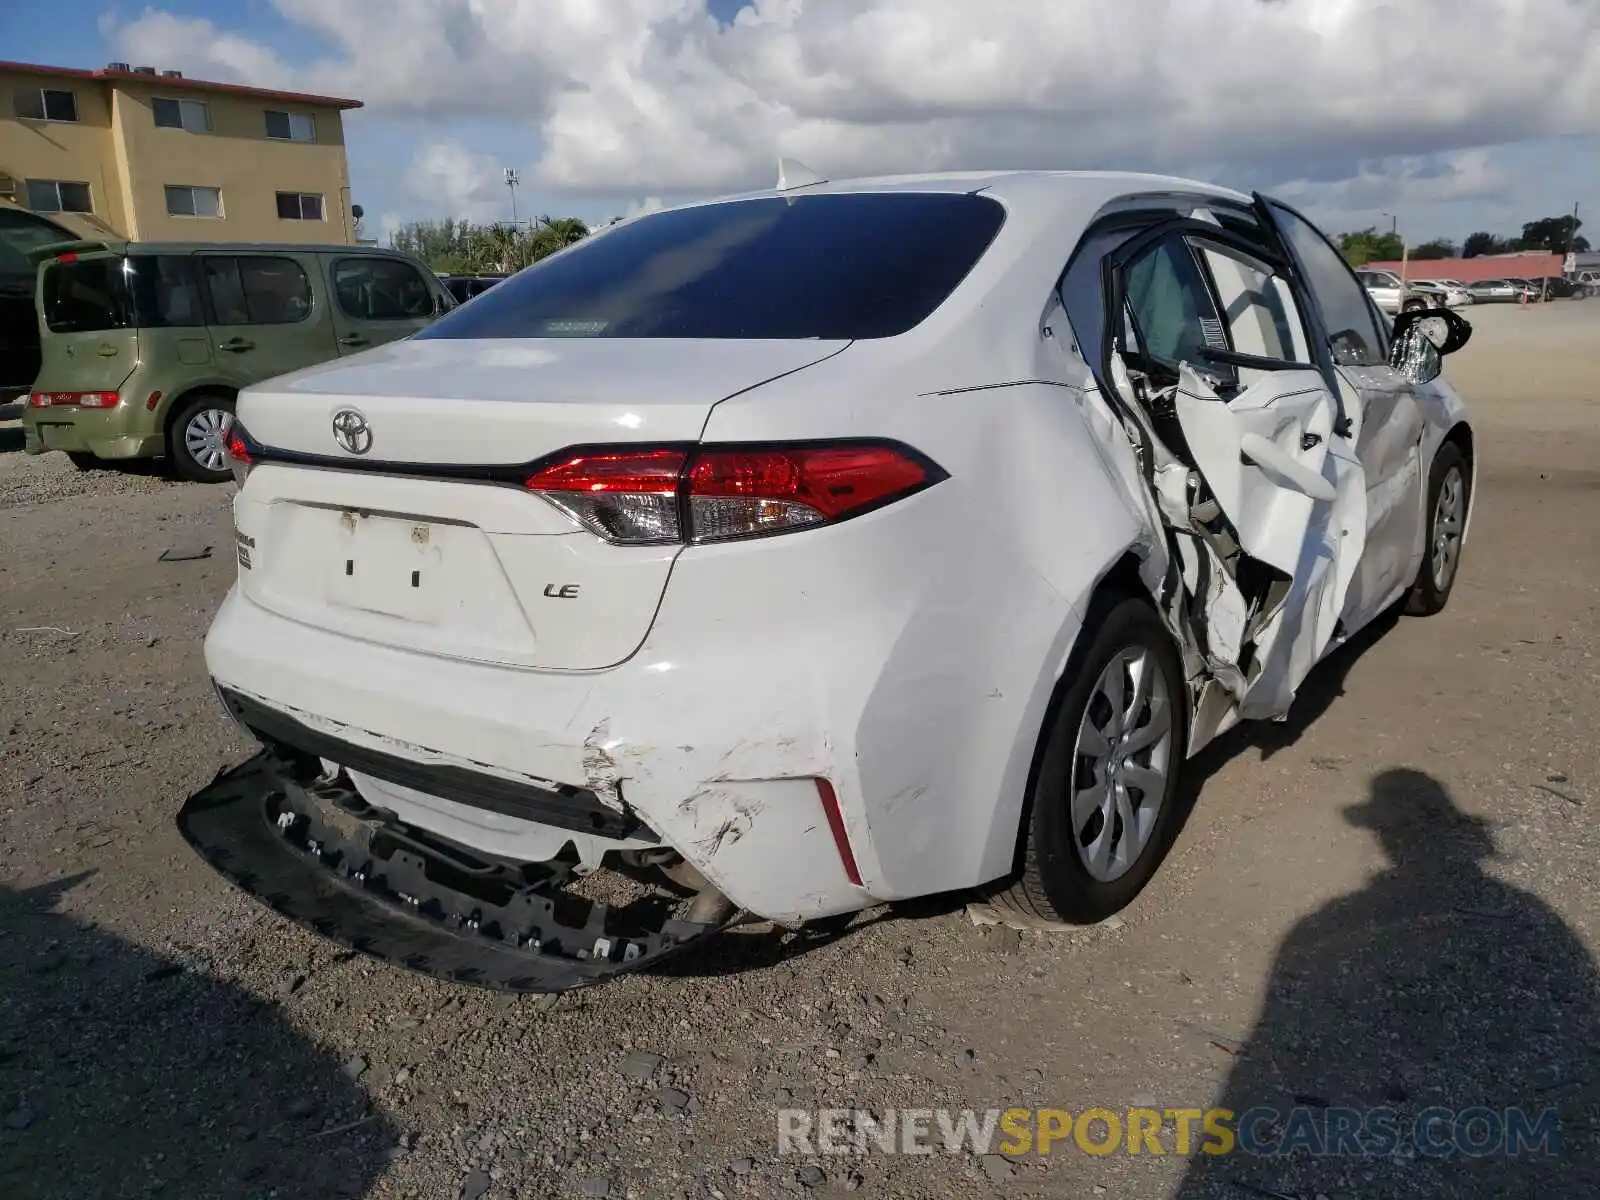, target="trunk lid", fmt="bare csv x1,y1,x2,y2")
232,336,848,671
